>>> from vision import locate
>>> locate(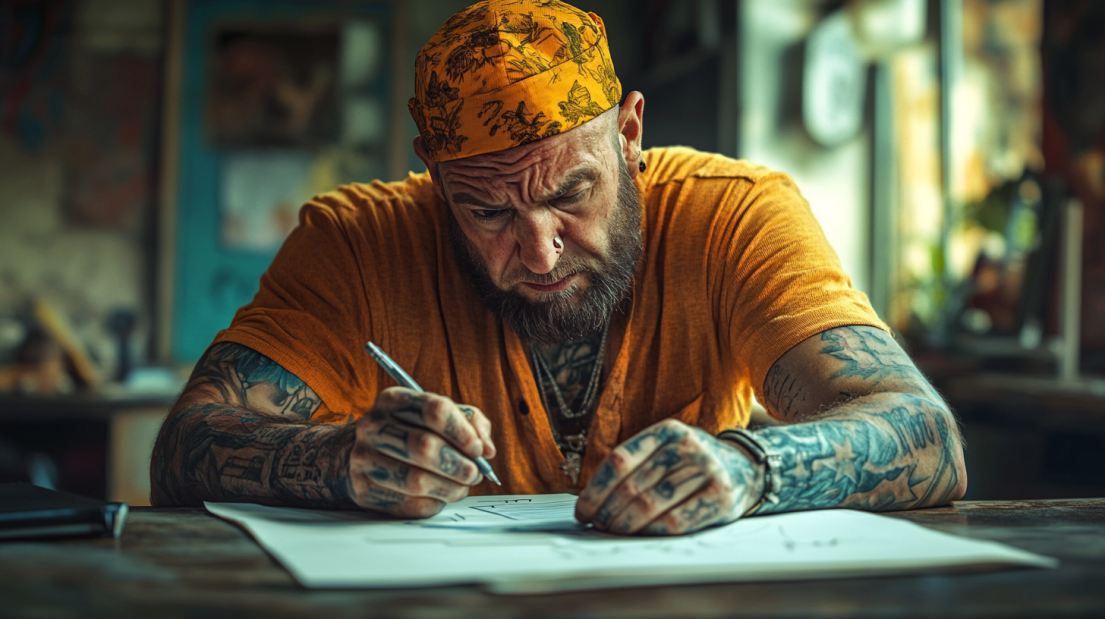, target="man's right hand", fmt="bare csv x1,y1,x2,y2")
347,387,497,518
151,343,497,515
